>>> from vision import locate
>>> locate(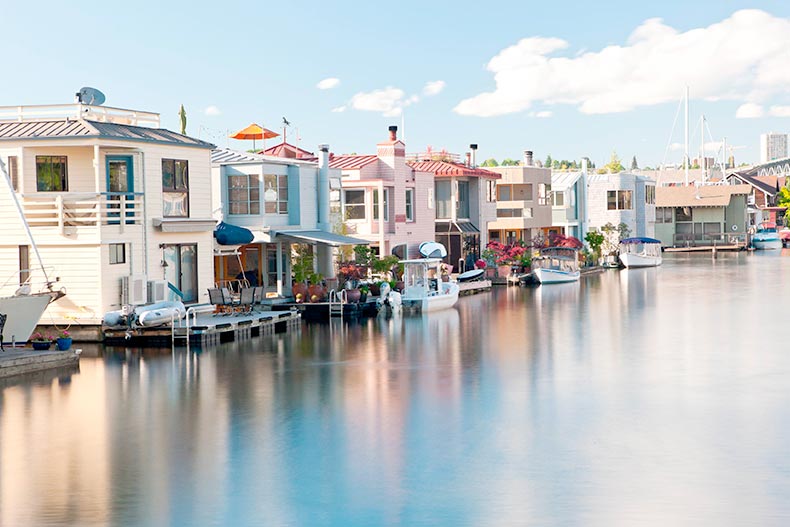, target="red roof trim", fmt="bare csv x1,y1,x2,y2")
407,160,501,178
329,155,378,170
